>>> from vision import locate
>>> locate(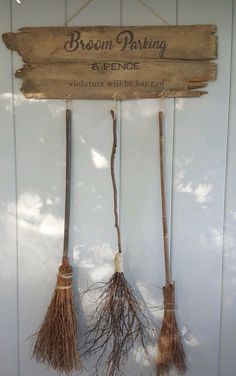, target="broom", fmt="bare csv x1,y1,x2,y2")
83,109,151,376
31,108,83,374
157,111,187,375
